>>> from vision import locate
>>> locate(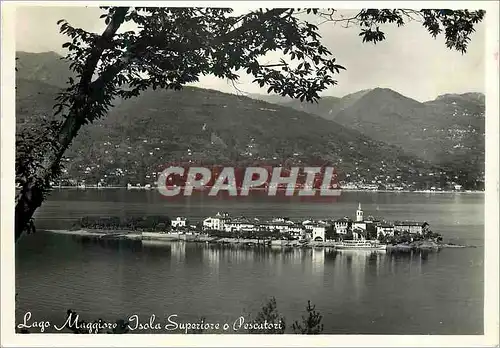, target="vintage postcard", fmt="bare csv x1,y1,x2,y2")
1,1,499,347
